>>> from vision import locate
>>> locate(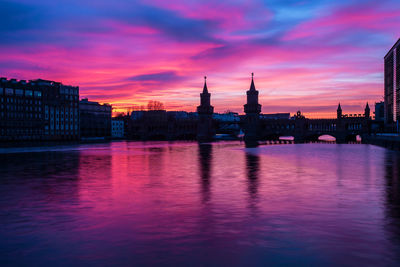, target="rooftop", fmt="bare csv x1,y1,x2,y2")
80,98,111,106
0,77,77,88
384,38,400,59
